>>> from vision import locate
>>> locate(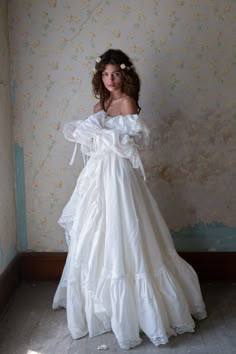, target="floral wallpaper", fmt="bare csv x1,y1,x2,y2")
7,0,236,253
0,0,17,274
